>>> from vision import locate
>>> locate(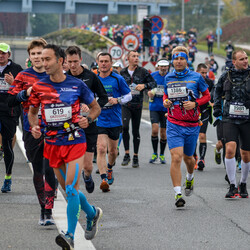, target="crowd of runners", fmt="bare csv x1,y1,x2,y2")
0,32,249,249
